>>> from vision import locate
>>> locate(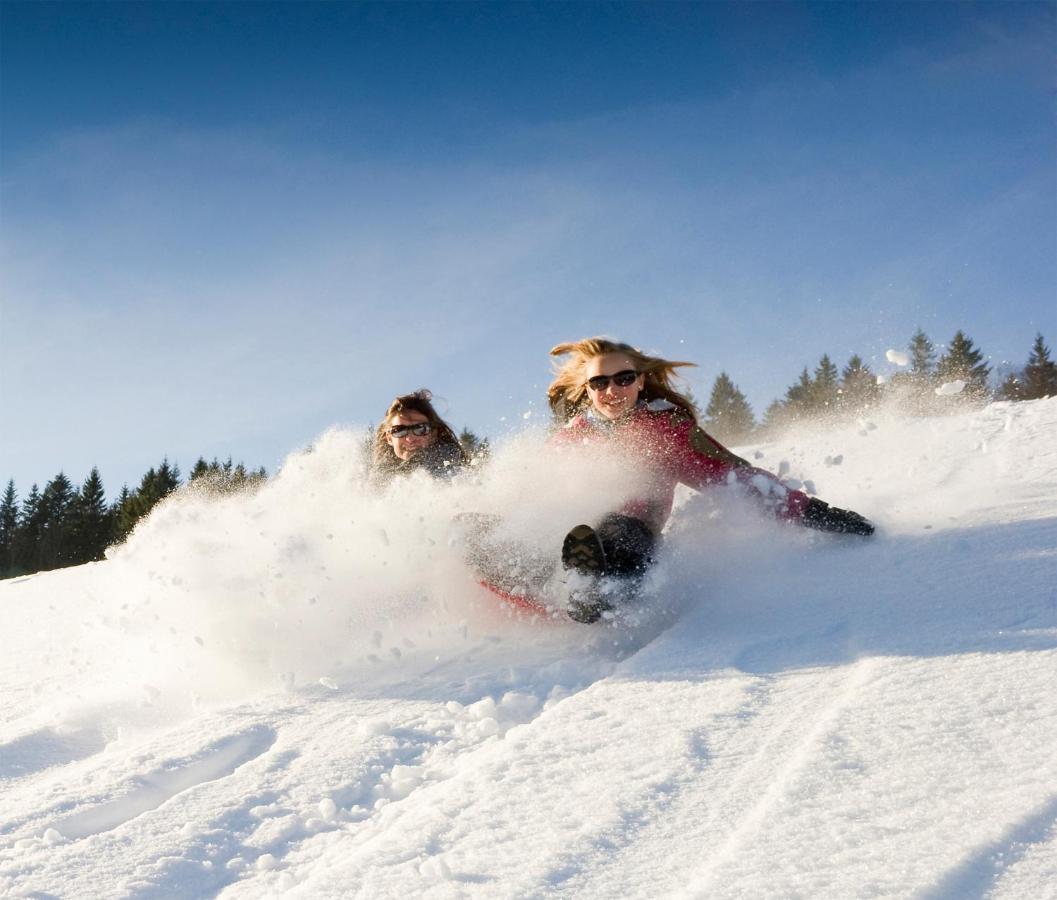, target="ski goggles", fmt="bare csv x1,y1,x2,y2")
388,422,433,438
586,370,639,392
